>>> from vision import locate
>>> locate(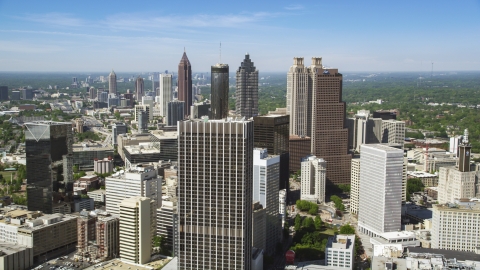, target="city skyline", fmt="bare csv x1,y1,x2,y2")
0,1,479,72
